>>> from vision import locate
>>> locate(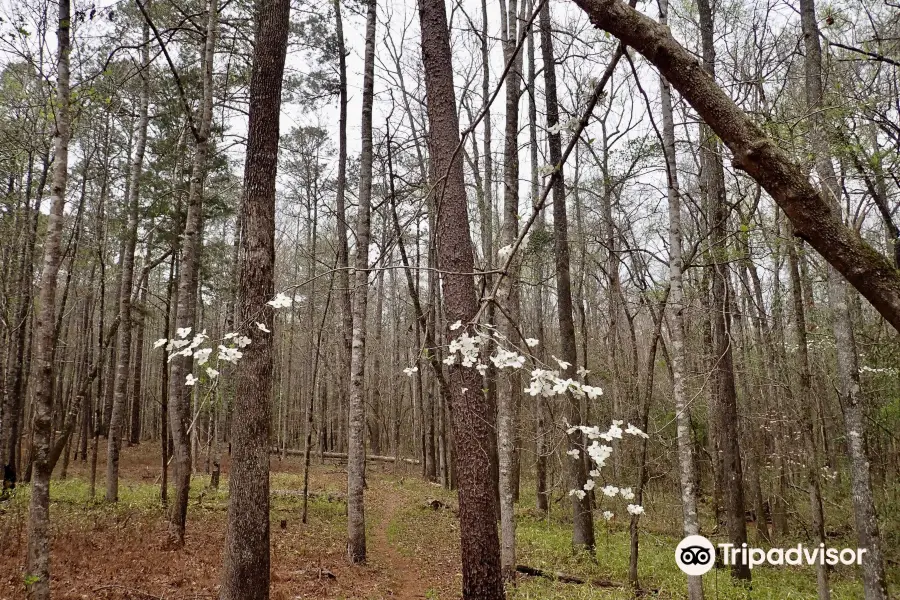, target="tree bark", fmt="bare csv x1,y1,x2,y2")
539,0,595,553
346,0,377,565
25,0,70,595
658,0,701,592
218,0,289,596
418,0,505,595
695,0,749,580
107,8,151,501
166,0,217,547
799,1,888,596
498,0,524,576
